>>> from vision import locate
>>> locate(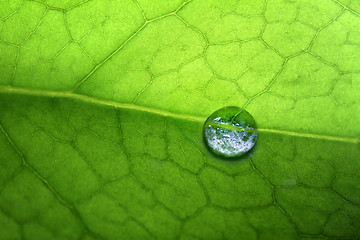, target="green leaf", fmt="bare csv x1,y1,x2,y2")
0,0,359,239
